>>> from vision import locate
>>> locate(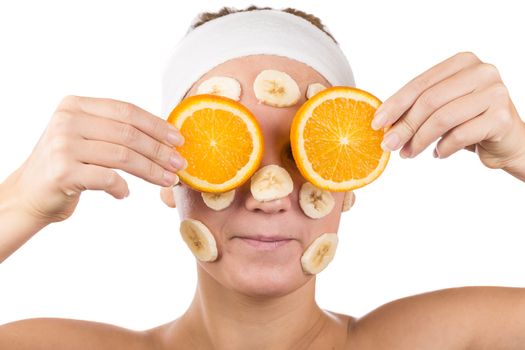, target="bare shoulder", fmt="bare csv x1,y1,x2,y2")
345,286,525,350
0,318,156,350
